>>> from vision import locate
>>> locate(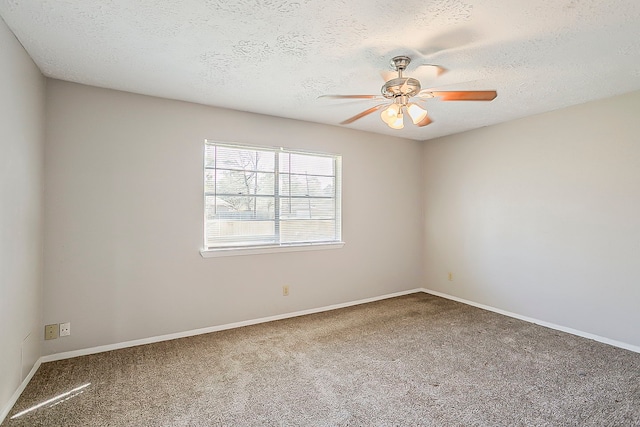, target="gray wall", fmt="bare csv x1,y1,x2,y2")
423,90,640,346
42,80,425,355
0,18,45,412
